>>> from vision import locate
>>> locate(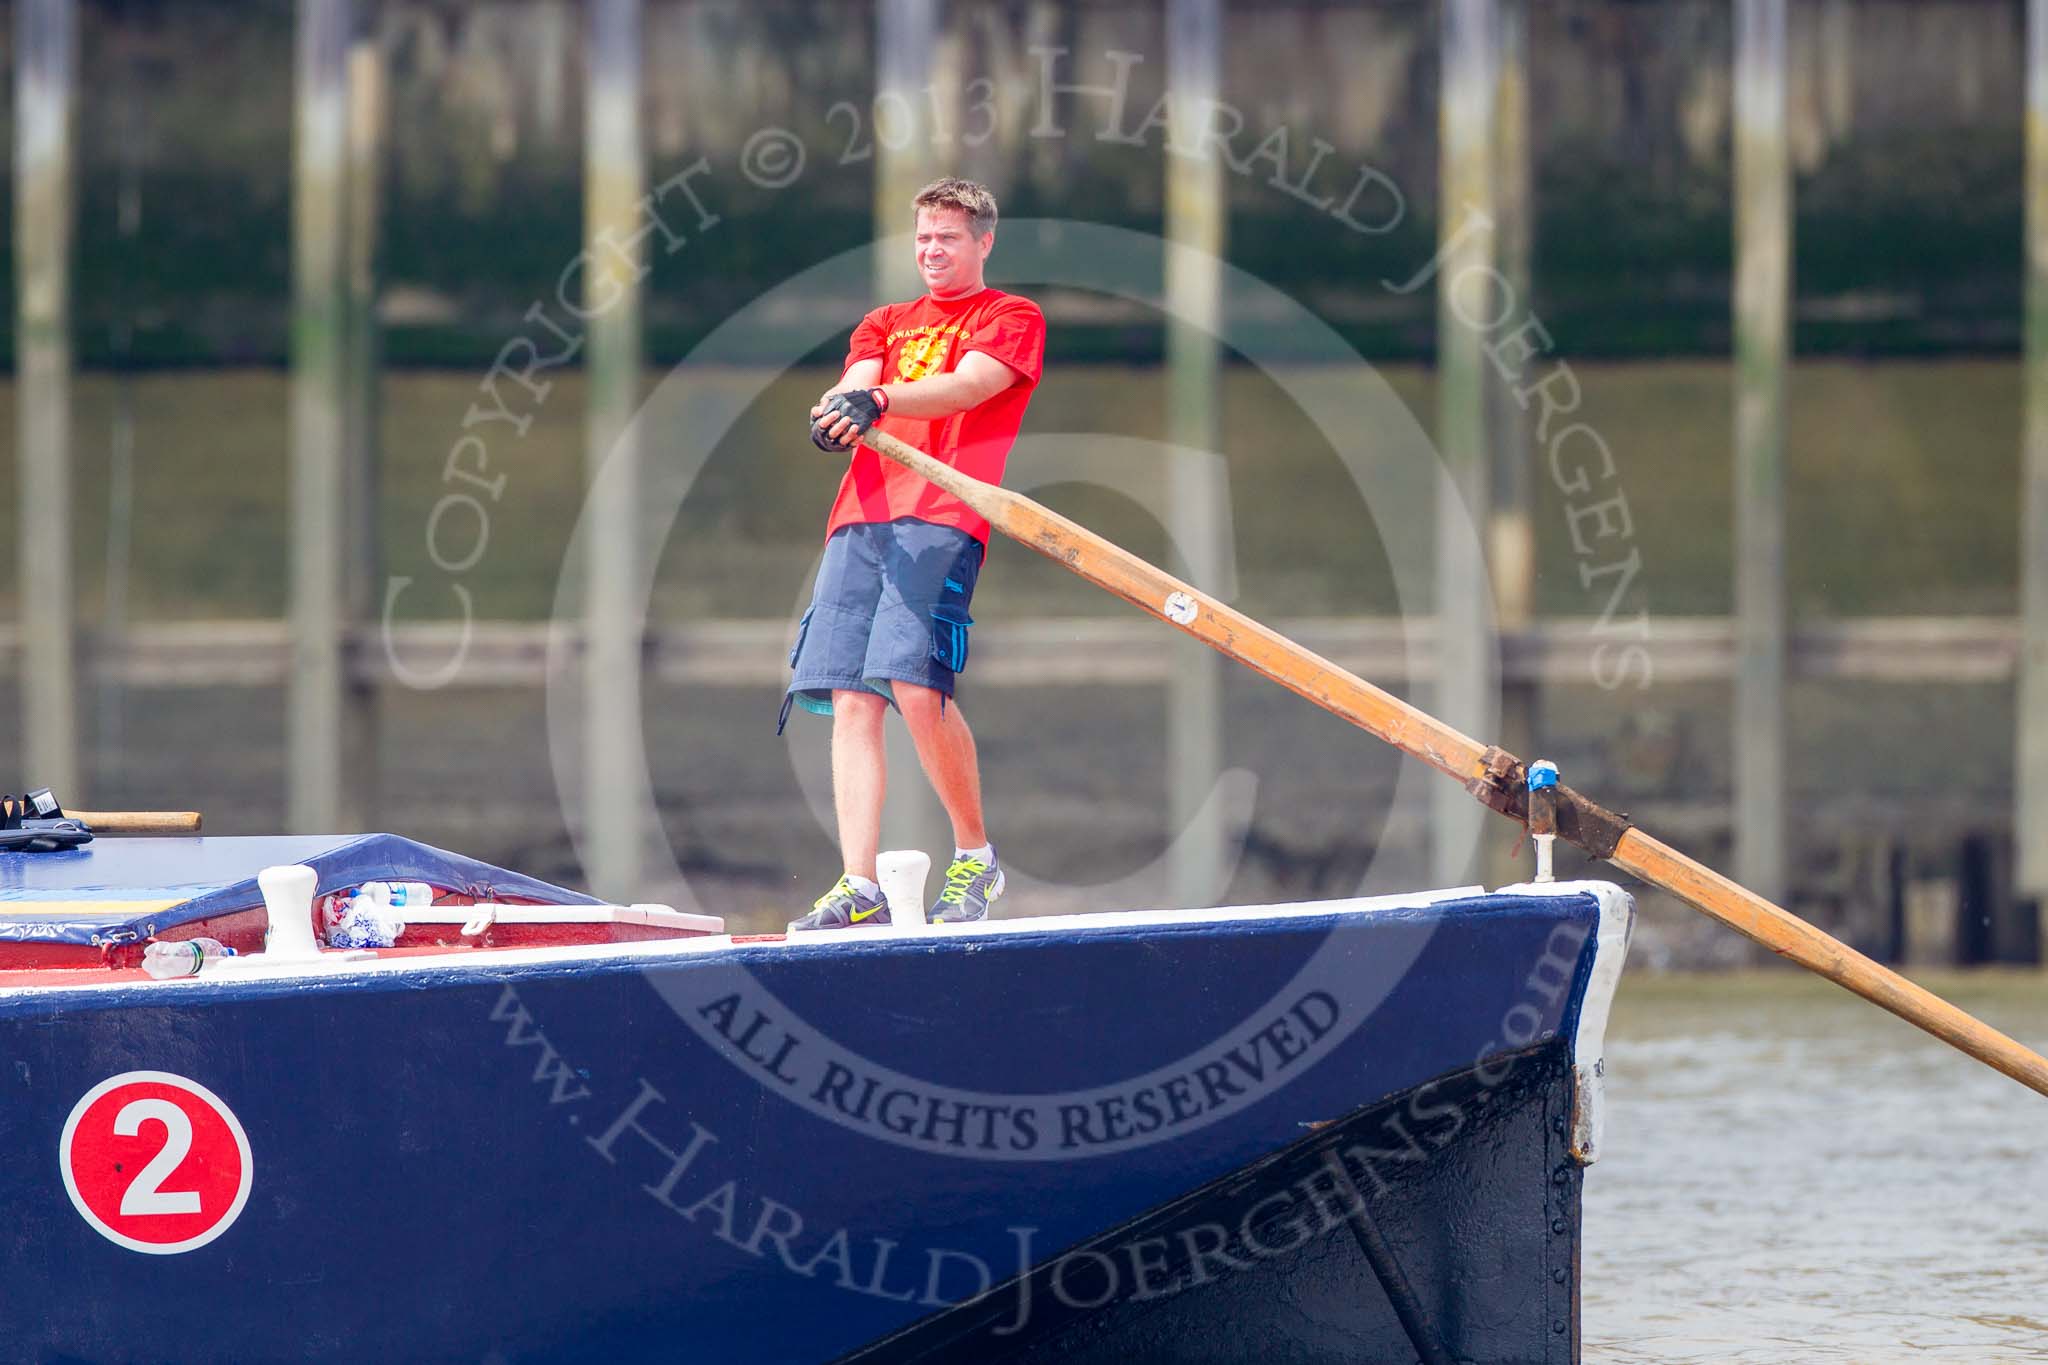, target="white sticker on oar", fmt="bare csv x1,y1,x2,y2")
1164,591,1199,626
